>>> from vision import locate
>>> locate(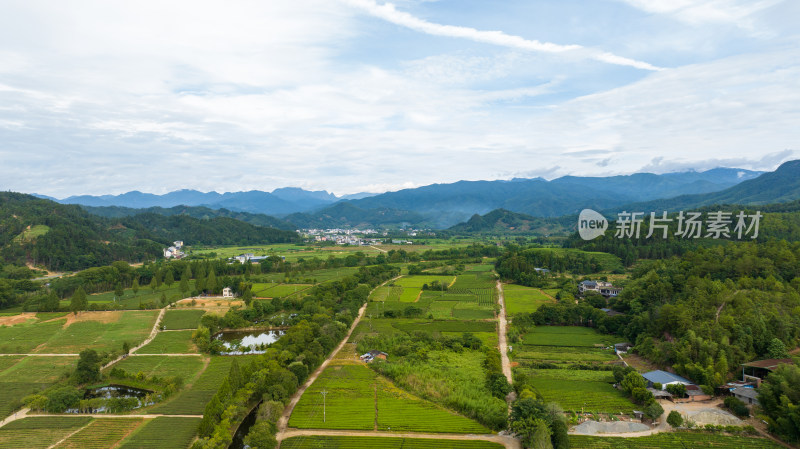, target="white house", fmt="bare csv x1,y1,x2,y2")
222,287,233,298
